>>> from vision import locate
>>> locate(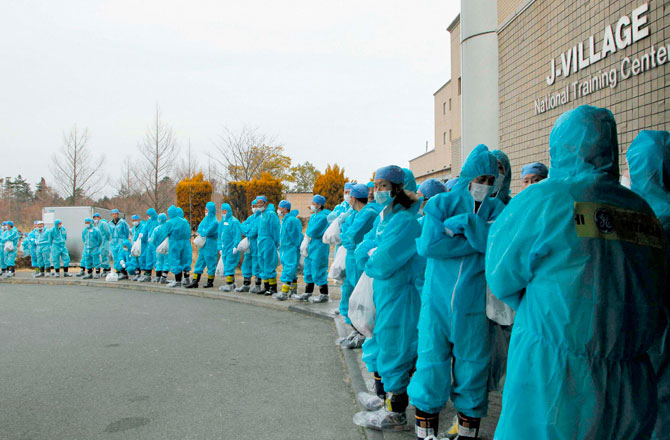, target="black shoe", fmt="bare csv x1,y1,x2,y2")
203,278,214,288
184,274,201,289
